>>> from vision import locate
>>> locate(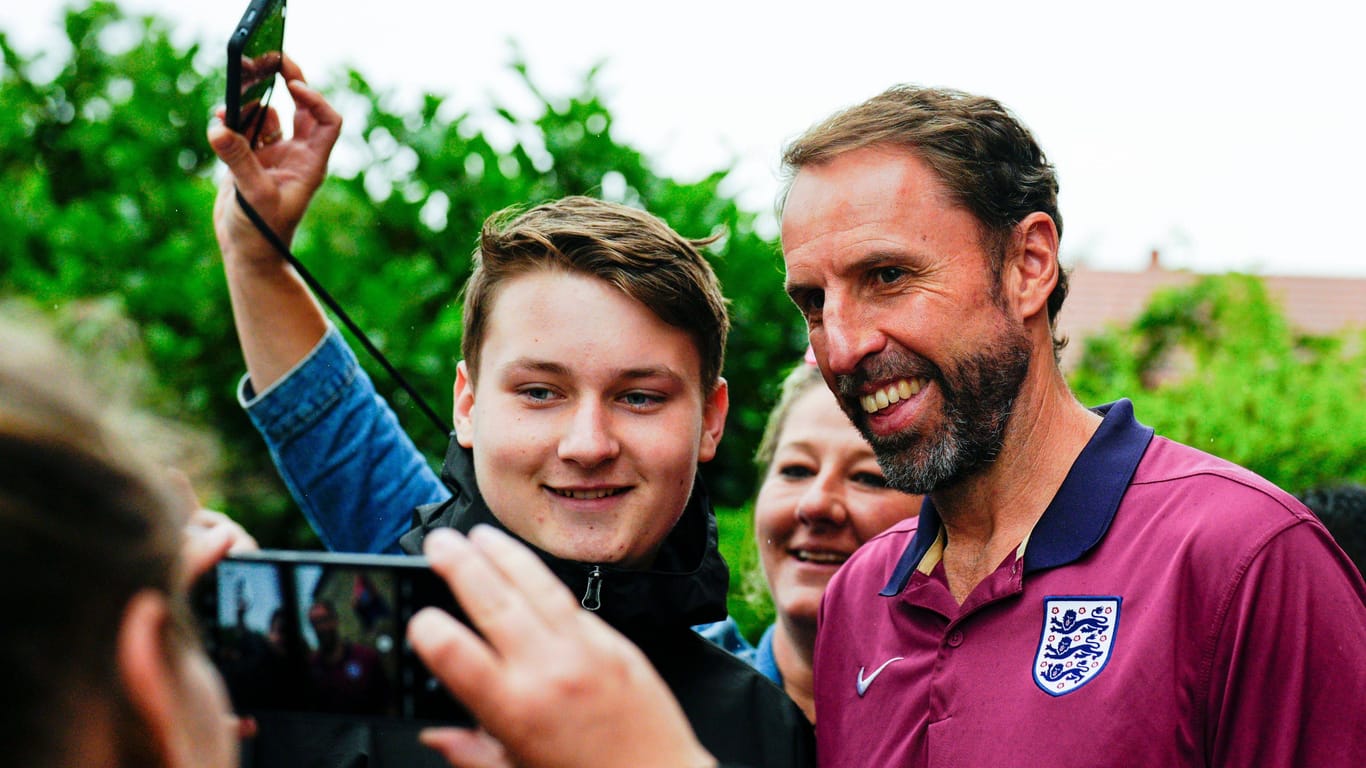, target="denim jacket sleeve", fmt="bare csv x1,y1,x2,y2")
237,326,451,553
